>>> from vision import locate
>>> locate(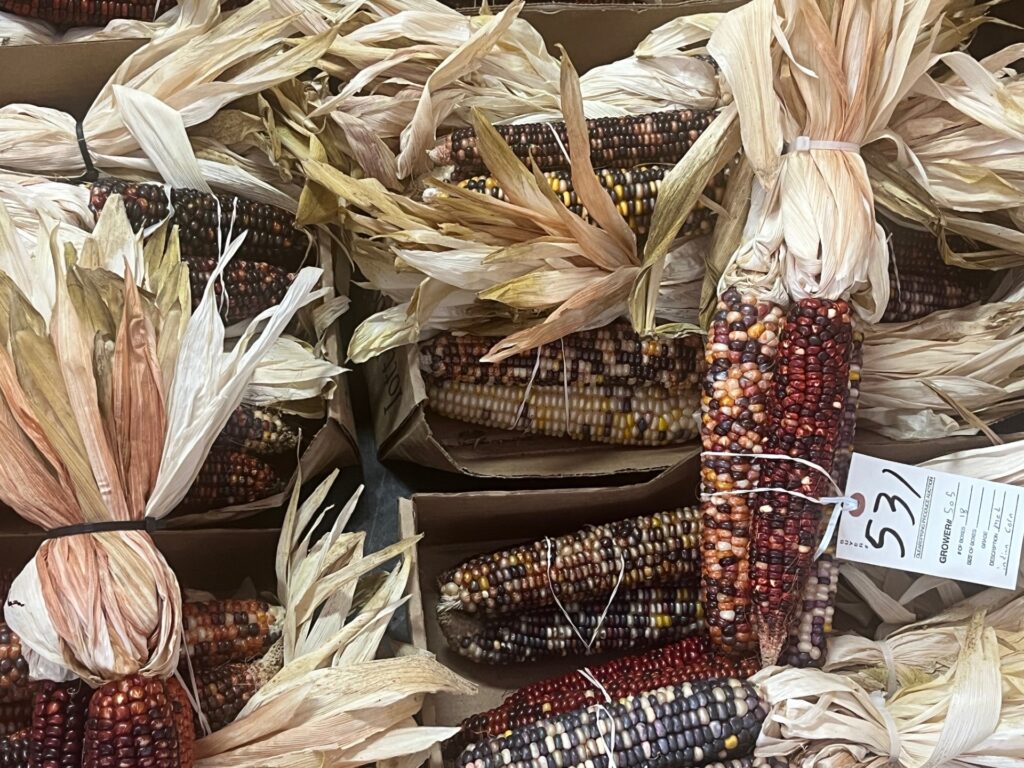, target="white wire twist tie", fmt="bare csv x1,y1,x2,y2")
699,451,857,561
579,667,617,768
546,536,625,651
875,637,899,698
869,689,903,766
787,136,861,154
